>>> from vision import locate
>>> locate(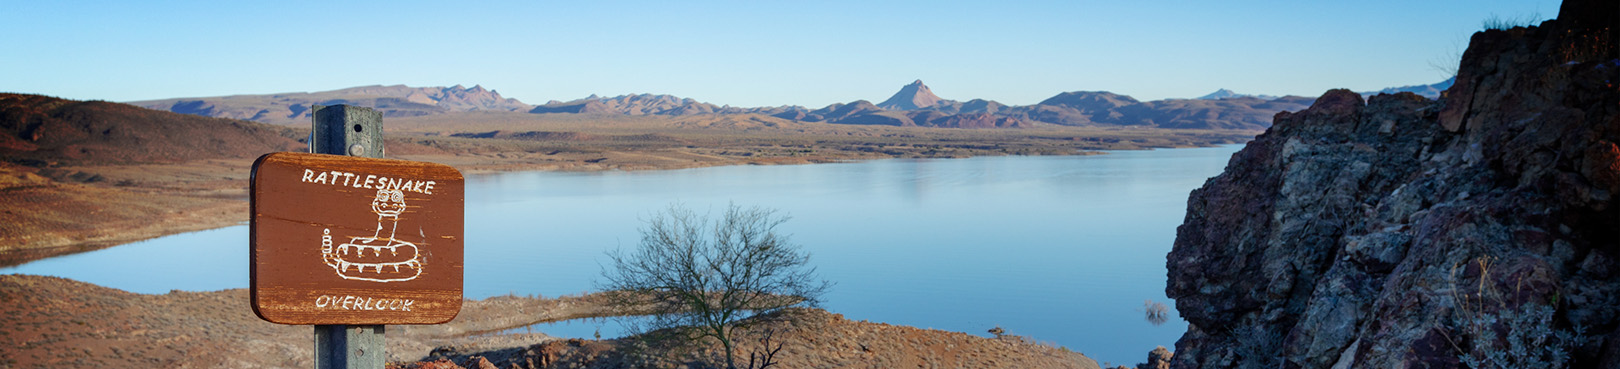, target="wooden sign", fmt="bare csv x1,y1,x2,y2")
251,152,464,325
